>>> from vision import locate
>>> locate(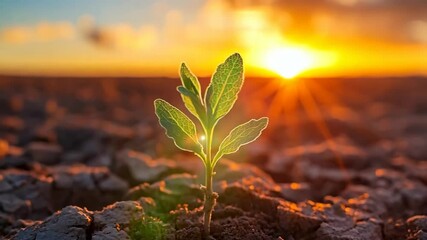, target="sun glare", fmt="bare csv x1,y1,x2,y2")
262,48,315,79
